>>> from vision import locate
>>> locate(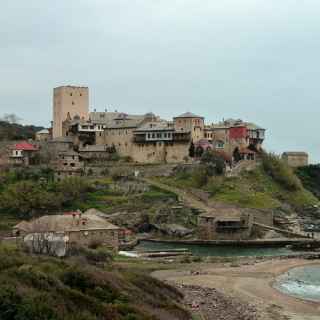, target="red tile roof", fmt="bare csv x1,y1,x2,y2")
13,142,38,151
